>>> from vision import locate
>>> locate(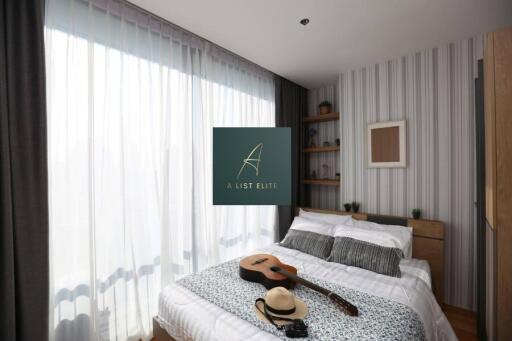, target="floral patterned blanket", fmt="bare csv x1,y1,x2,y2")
177,258,426,340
